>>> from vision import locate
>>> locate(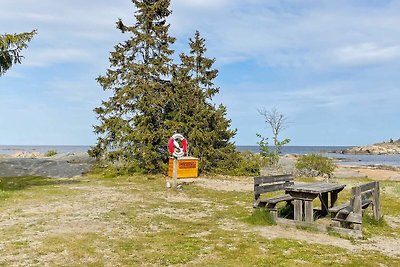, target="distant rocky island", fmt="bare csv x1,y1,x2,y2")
339,139,400,155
